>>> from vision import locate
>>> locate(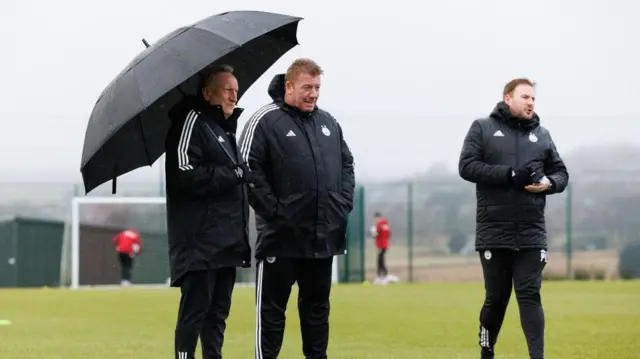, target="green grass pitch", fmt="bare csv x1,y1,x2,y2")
1,281,638,358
